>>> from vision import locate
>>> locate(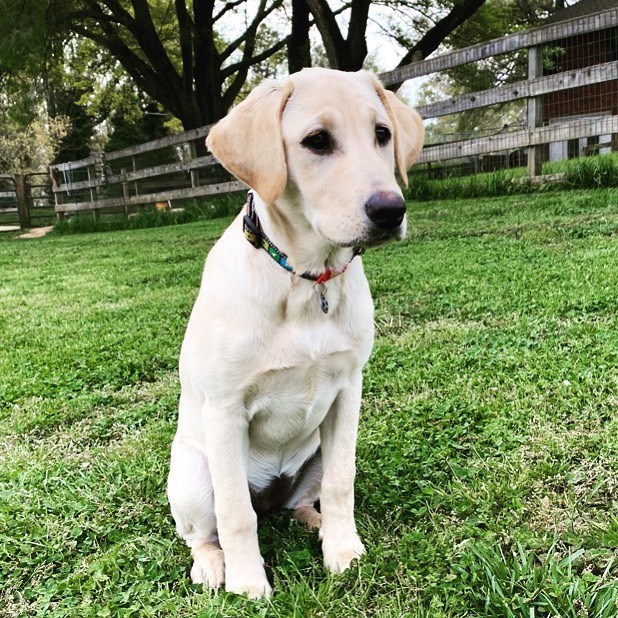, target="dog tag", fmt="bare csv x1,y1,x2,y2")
314,282,329,314
319,292,329,314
